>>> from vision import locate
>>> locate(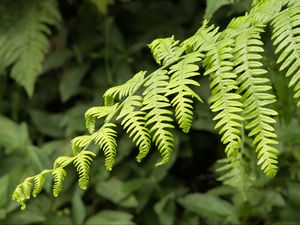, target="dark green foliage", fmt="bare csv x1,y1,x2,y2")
1,0,300,224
